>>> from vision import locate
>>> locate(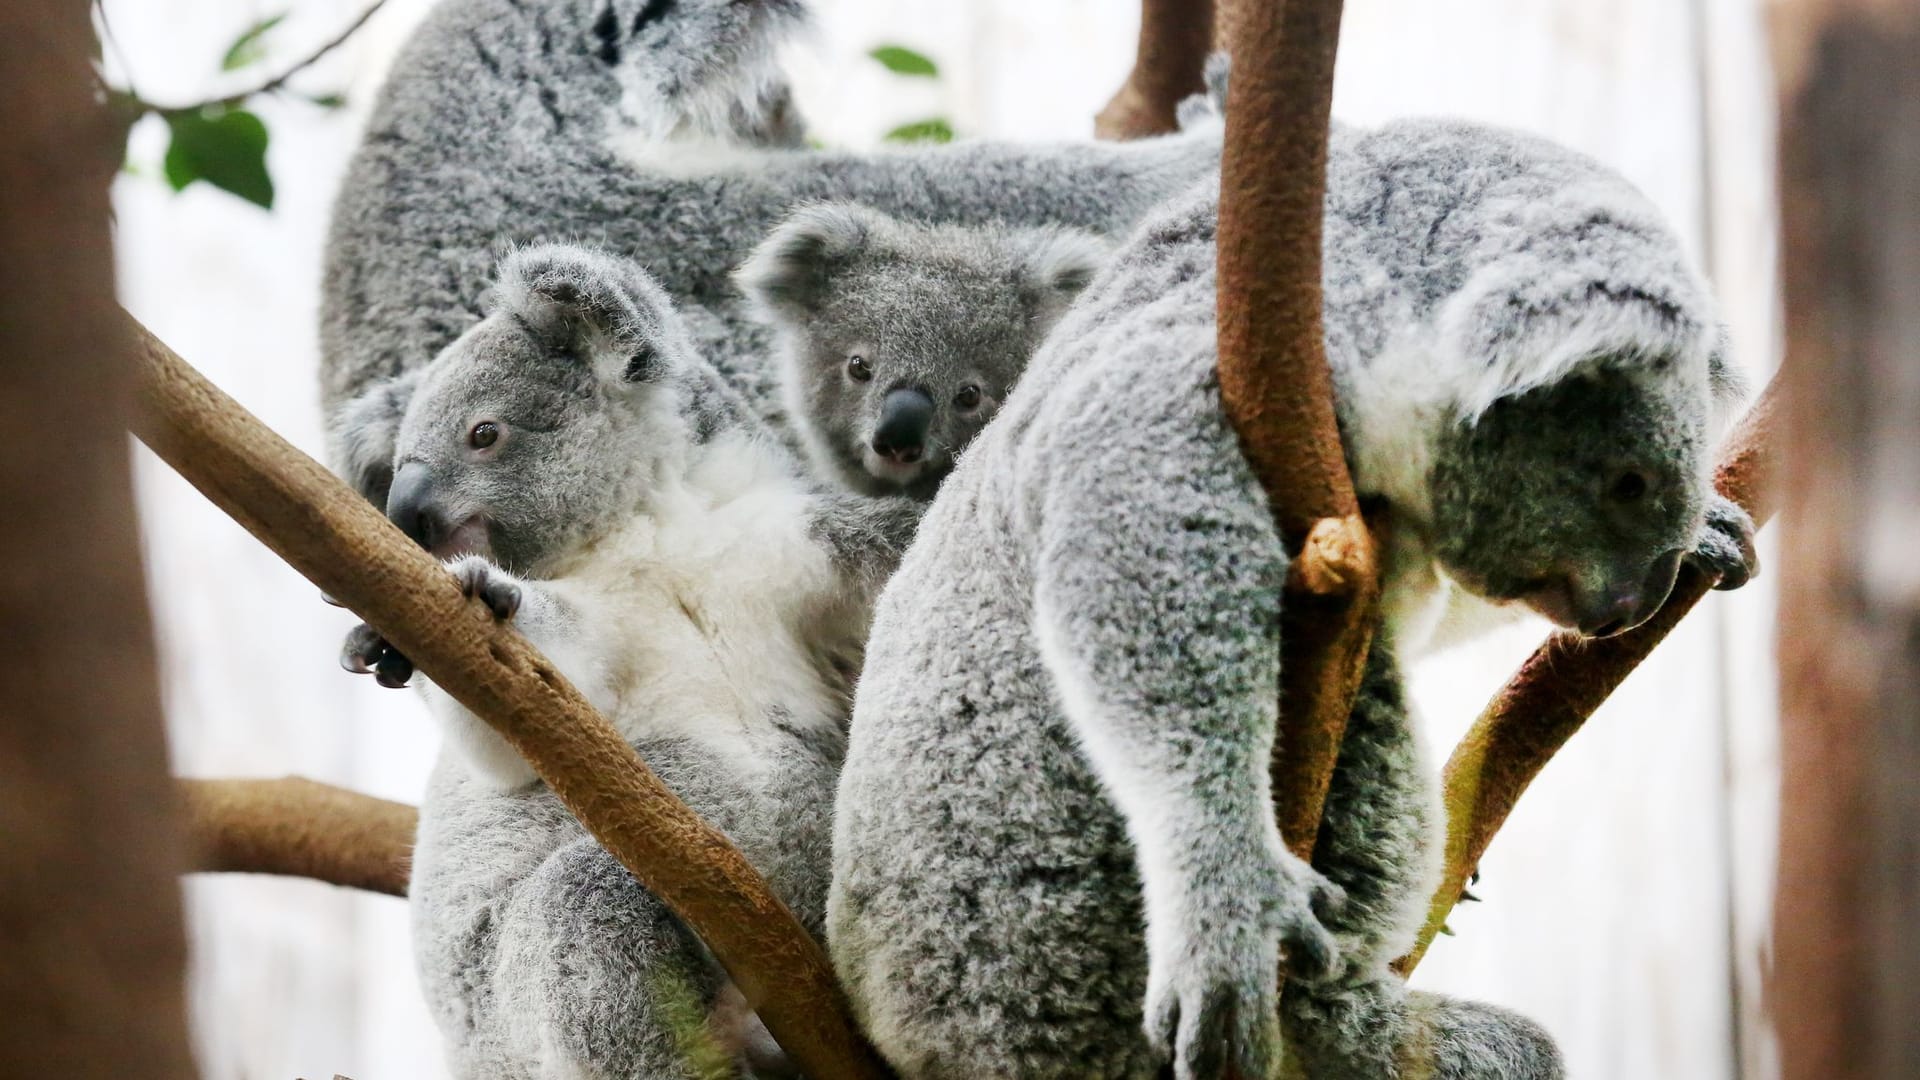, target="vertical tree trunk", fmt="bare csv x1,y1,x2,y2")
1772,5,1920,1079
0,3,196,1077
